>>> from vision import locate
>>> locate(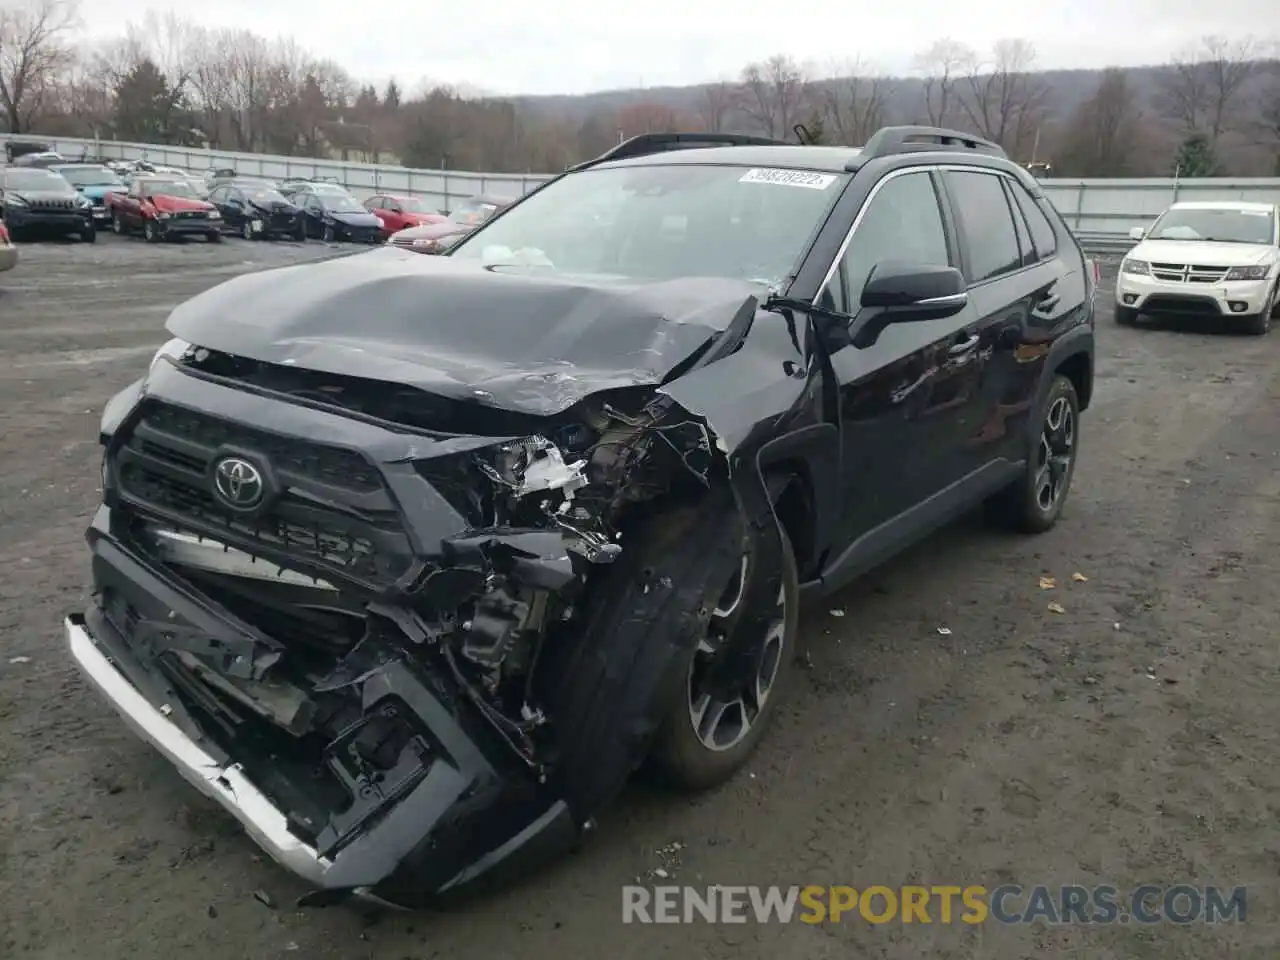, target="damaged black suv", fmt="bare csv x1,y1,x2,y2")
66,127,1095,908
